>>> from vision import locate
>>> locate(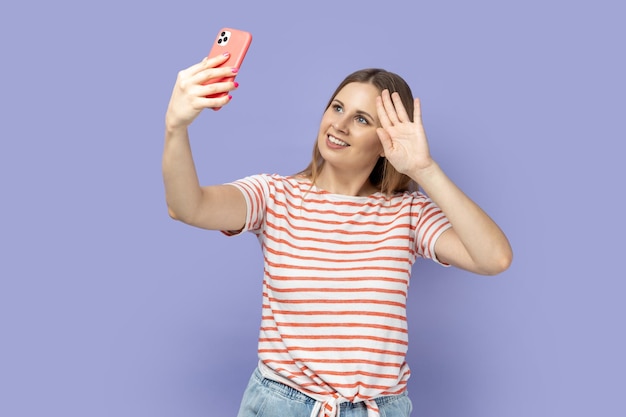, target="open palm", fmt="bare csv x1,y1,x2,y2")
375,90,434,176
